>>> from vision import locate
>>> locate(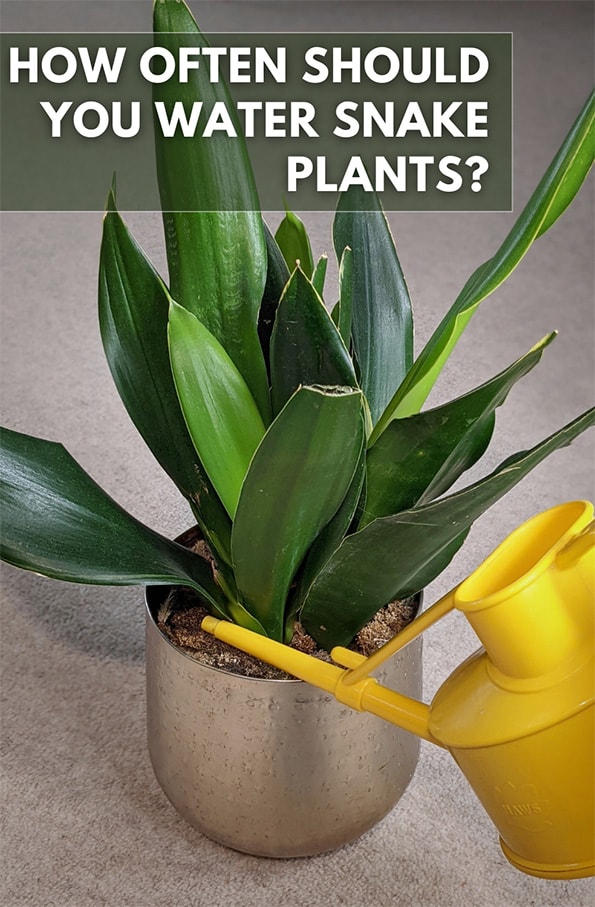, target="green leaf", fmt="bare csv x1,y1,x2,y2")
333,186,413,425
378,90,595,428
362,333,557,526
0,427,229,617
301,406,595,649
311,255,328,297
168,301,266,519
98,194,233,564
290,448,366,620
274,208,315,277
270,267,358,415
258,219,290,374
232,386,365,640
152,0,270,422
331,246,354,348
